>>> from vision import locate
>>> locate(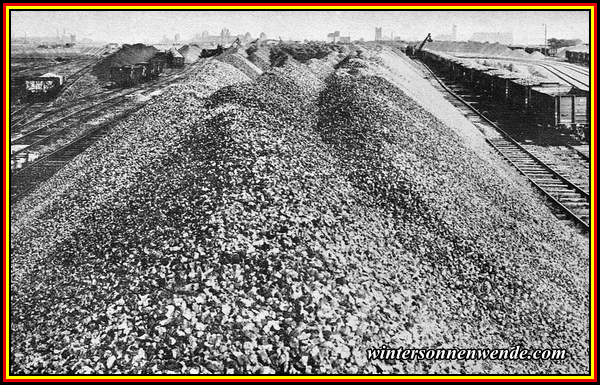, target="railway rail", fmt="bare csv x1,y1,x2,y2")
11,61,201,159
557,62,589,76
538,63,589,91
11,60,202,146
11,56,206,135
567,145,590,162
11,88,136,137
10,57,104,128
10,106,146,204
10,58,211,203
10,57,88,77
11,95,136,156
9,102,35,118
416,59,590,231
56,57,103,95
